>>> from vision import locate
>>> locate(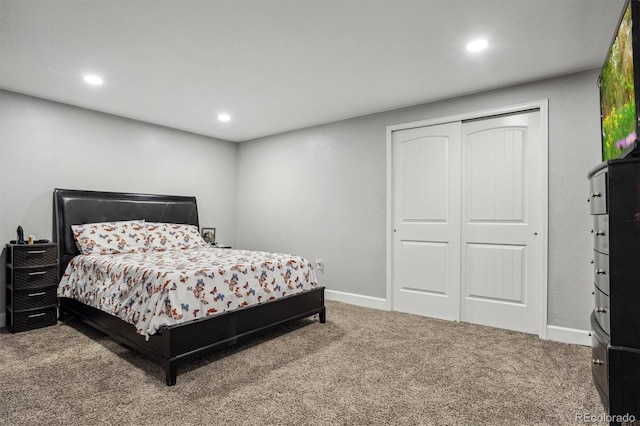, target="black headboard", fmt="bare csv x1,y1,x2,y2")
54,188,199,276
